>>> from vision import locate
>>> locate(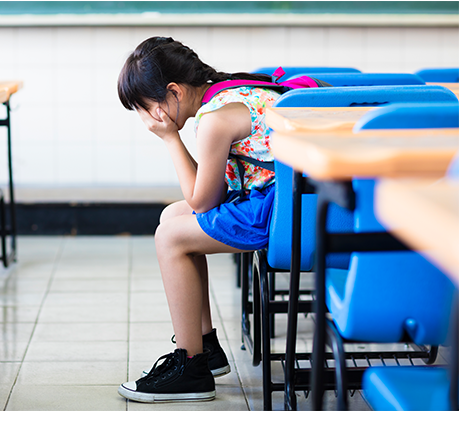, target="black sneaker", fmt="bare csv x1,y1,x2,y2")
118,348,215,403
141,328,231,378
203,328,231,377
